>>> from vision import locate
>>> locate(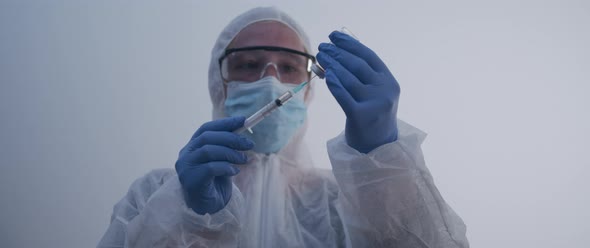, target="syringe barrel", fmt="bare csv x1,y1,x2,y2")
233,91,295,134
234,91,291,133
245,102,276,126
276,91,293,105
